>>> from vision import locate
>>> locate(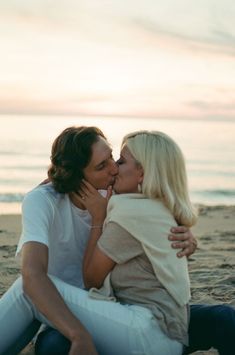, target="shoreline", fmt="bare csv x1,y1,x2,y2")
1,205,235,354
